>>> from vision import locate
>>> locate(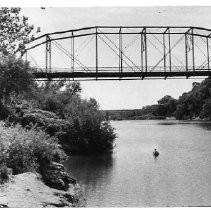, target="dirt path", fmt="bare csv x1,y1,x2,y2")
0,172,85,207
